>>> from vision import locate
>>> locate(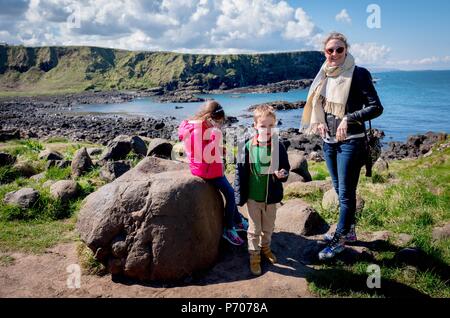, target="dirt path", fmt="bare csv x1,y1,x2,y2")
0,235,317,298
